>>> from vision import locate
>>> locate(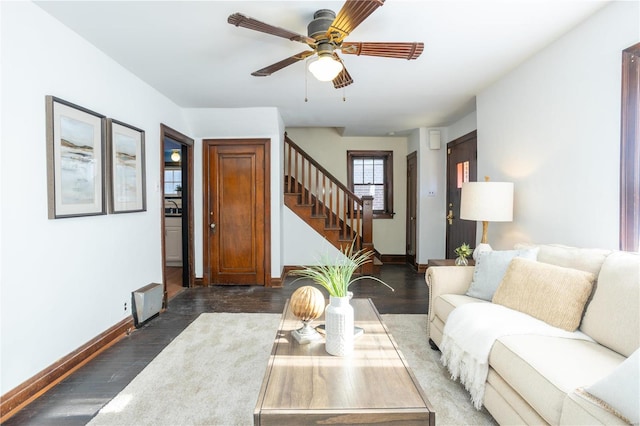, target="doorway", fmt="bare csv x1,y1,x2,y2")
202,139,270,286
406,151,418,267
445,131,477,258
161,124,195,304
